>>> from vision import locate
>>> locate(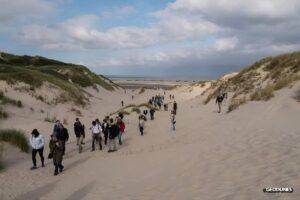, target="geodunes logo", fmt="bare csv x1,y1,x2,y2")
263,187,293,193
